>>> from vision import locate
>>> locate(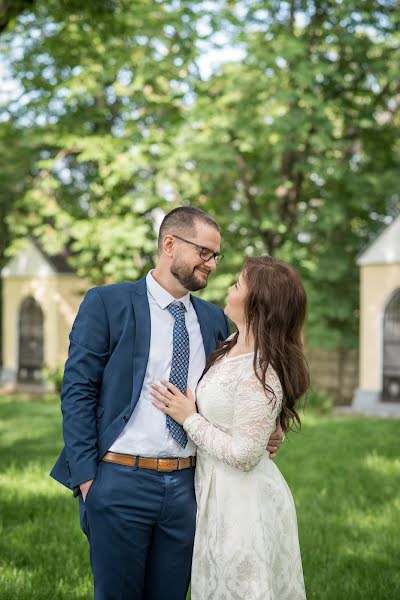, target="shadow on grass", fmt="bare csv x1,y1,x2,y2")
1,398,399,600
0,435,63,470
0,396,63,471
277,415,400,600
0,488,92,600
0,397,91,599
